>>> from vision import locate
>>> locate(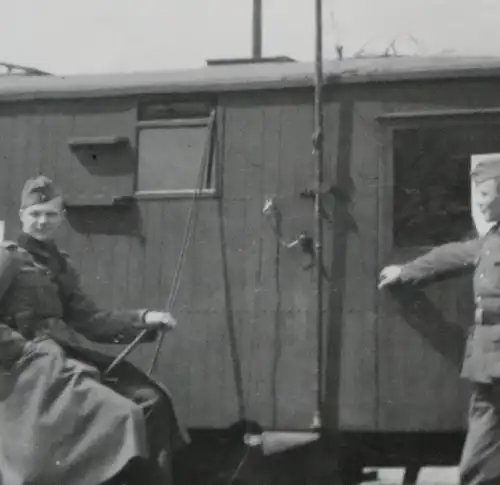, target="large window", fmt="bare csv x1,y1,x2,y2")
136,99,217,196
393,123,500,247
